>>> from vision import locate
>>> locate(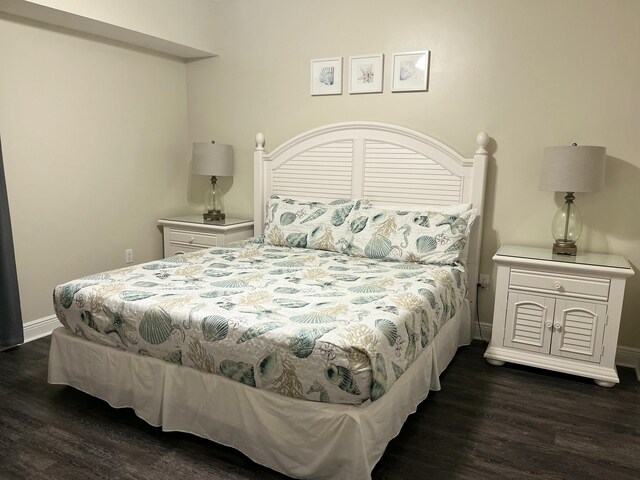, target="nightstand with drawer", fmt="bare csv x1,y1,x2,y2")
484,245,634,387
158,215,254,257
